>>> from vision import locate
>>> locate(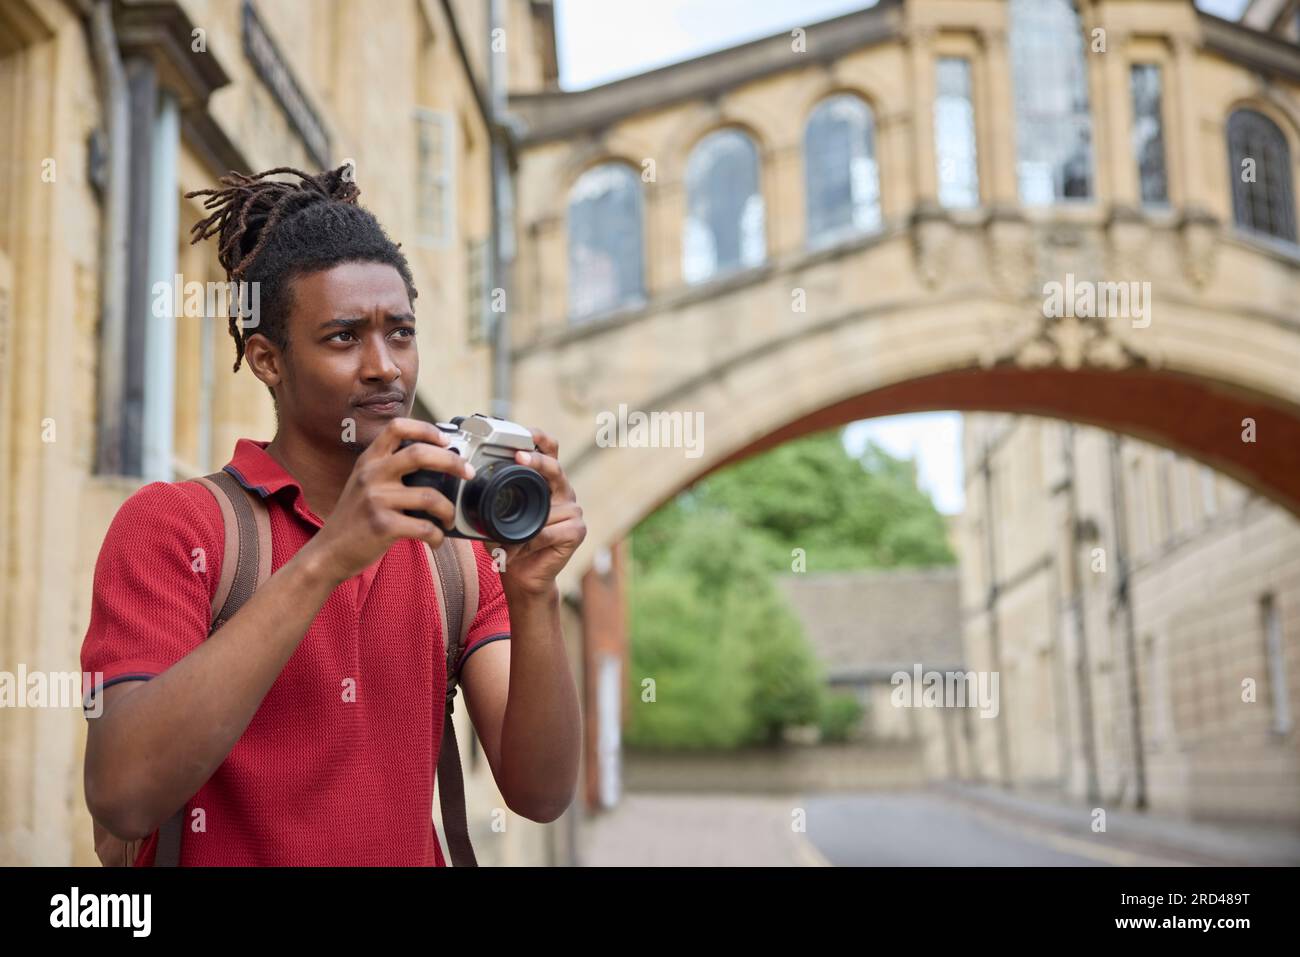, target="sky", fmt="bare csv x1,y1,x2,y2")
553,0,1253,516
555,0,1252,91
842,414,964,516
